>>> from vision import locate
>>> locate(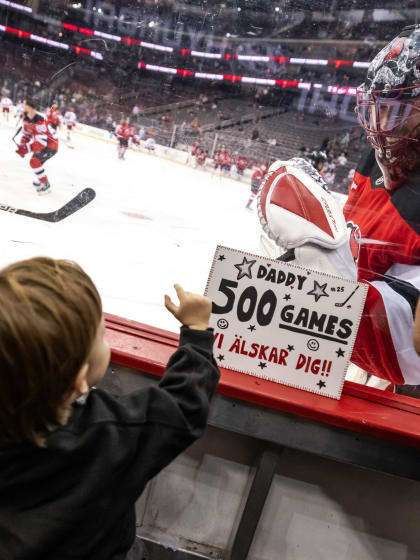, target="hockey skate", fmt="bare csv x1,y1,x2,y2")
36,181,52,196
